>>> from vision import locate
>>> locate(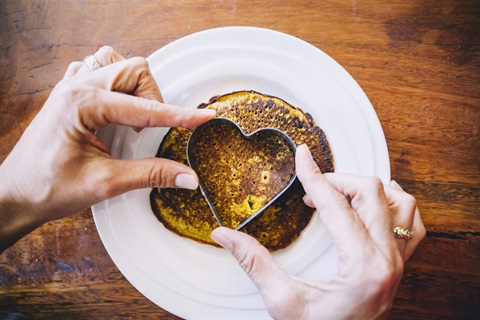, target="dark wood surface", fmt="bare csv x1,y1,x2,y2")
1,0,479,319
